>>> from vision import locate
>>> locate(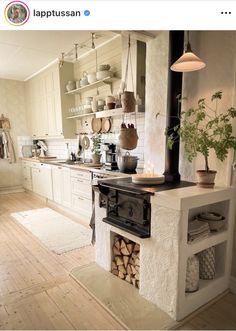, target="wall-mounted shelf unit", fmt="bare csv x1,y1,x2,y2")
95,106,144,119
66,113,95,120
65,77,118,95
